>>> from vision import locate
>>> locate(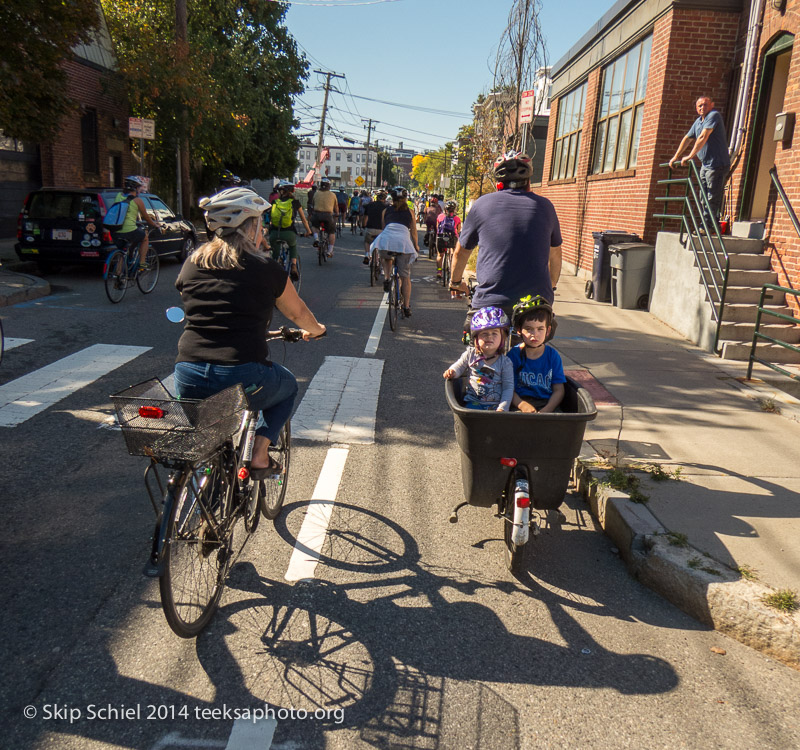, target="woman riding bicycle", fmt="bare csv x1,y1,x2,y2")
114,175,163,269
173,187,326,479
267,180,312,281
371,185,419,318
